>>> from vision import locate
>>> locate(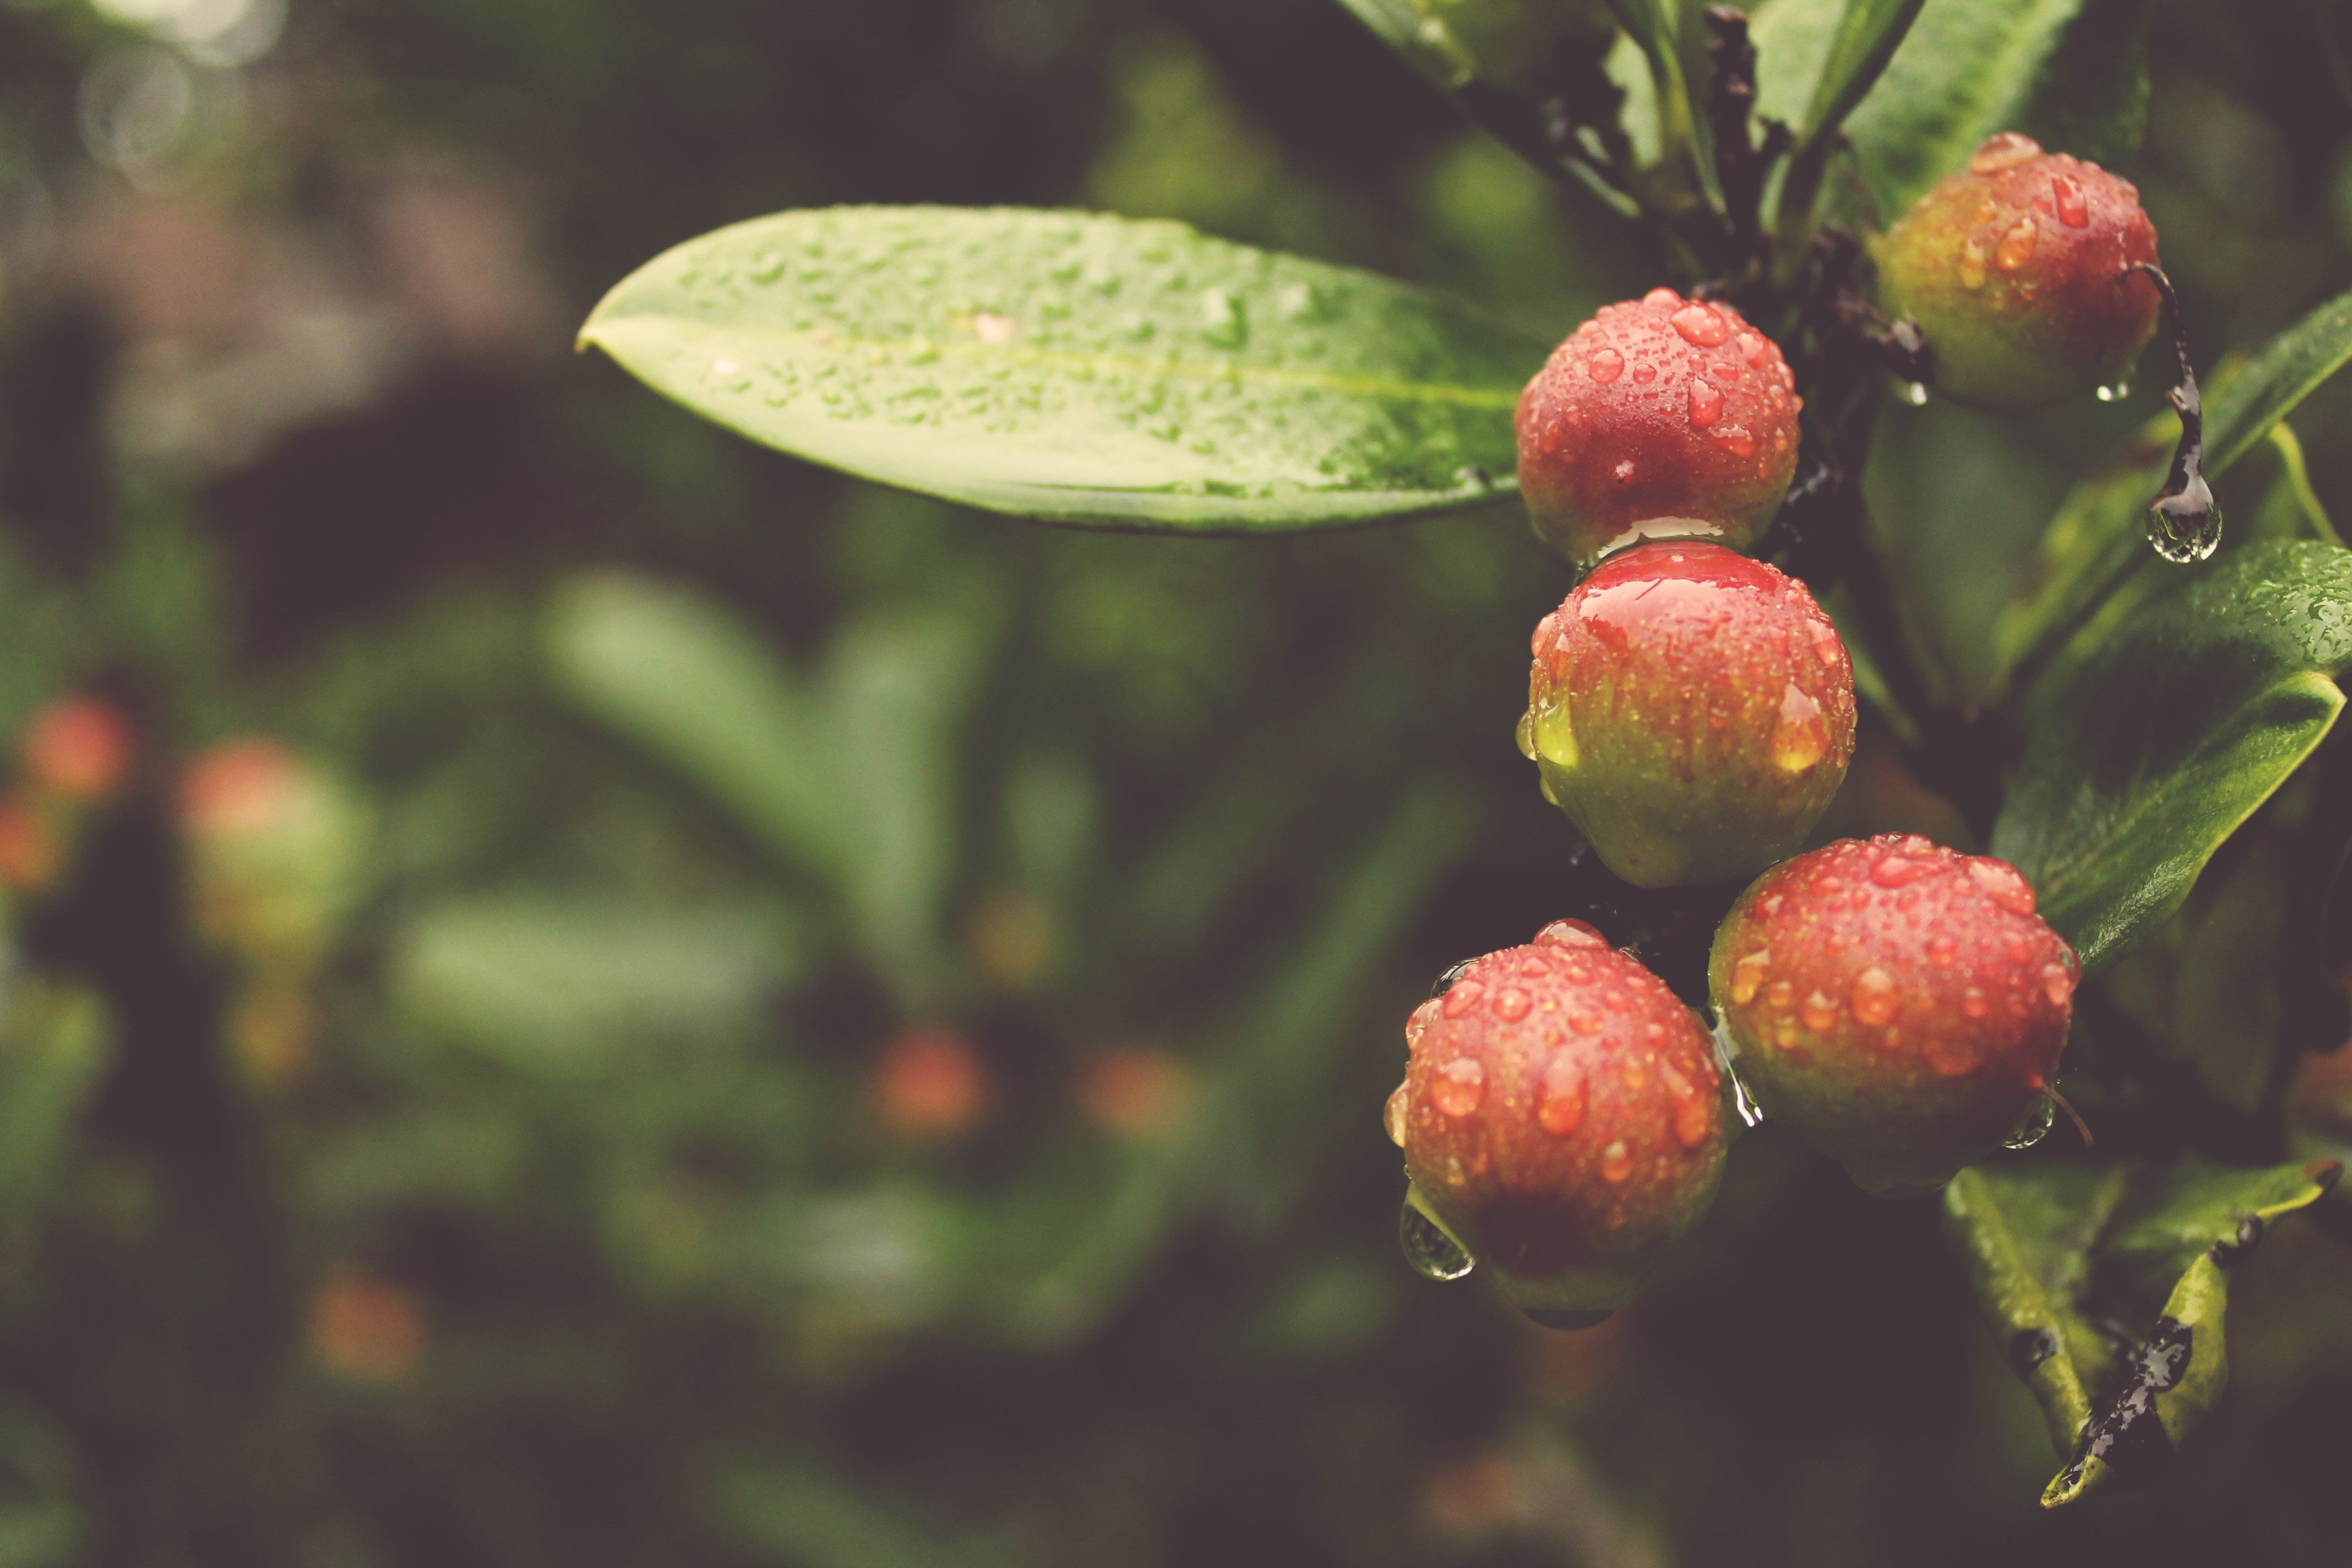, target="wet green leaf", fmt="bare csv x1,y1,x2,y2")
1945,1157,2342,1509
582,208,1541,530
1989,283,2352,696
1755,0,2105,220
1991,542,2352,971
0,985,108,1208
